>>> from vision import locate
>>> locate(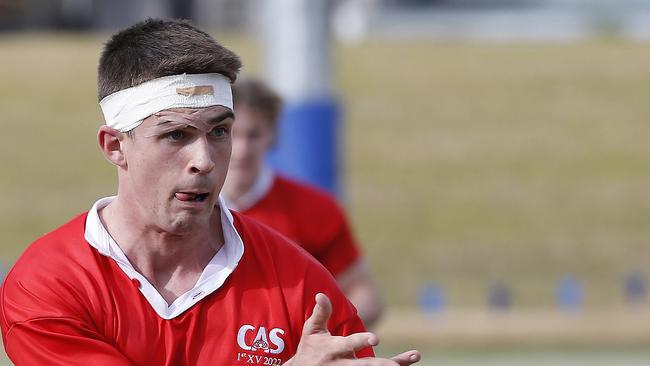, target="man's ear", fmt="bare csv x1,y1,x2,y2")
98,125,127,167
